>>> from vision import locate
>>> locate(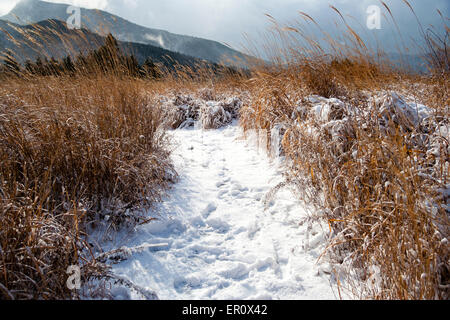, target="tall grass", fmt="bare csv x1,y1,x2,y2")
0,76,173,299
239,1,449,299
